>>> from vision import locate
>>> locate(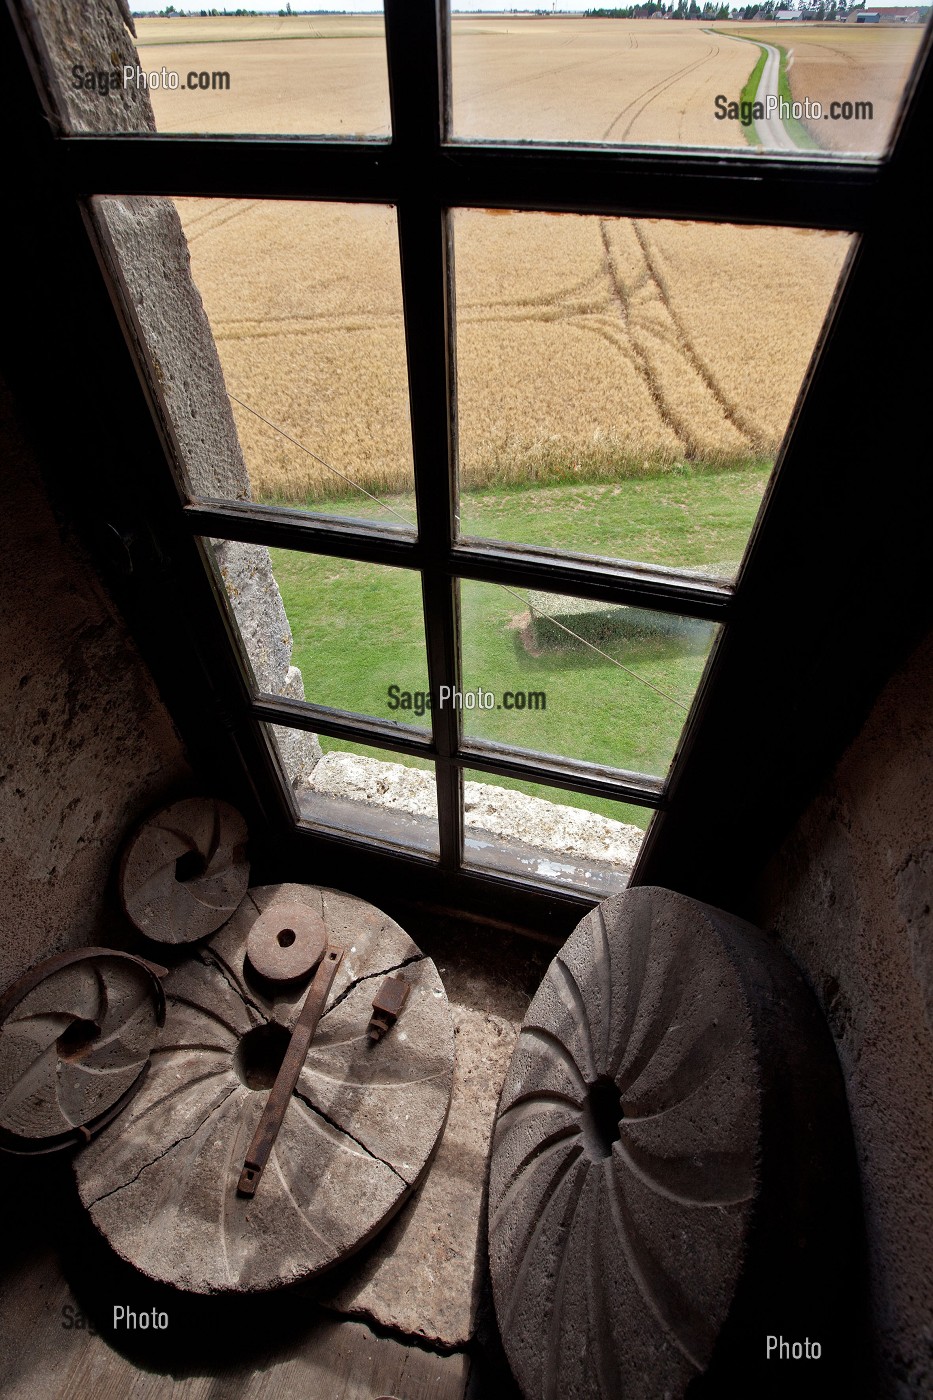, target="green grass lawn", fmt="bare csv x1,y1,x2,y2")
268,465,768,829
